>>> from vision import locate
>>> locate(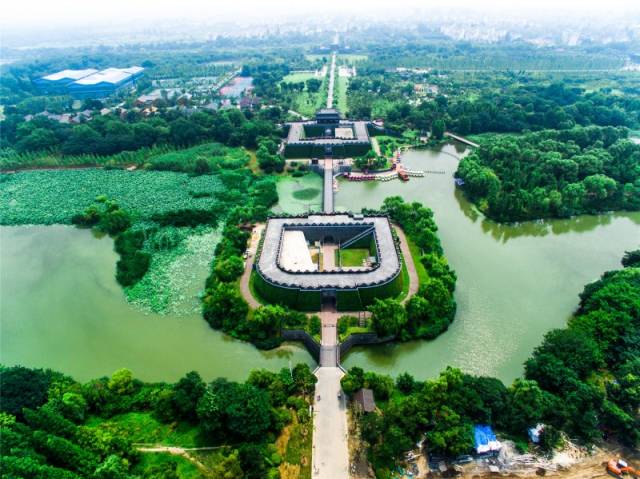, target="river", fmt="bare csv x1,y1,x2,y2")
332,144,640,383
2,145,638,384
0,225,312,383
